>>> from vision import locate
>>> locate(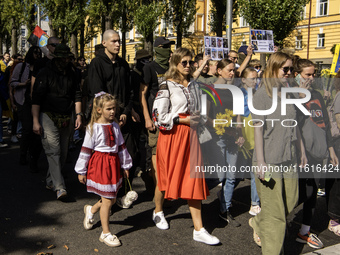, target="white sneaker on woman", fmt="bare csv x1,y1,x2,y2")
152,210,169,230
193,228,220,245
